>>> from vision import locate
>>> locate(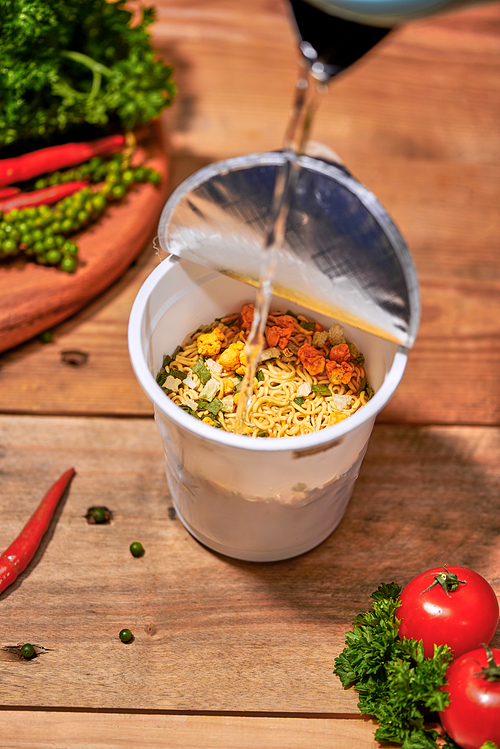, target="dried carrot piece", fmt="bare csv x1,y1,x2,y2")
298,344,326,376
